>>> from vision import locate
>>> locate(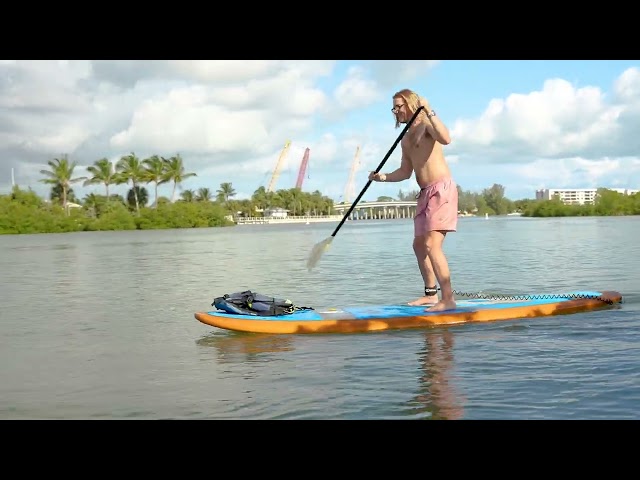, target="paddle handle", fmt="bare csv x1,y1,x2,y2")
330,105,424,237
